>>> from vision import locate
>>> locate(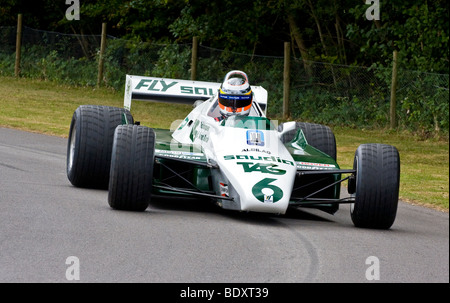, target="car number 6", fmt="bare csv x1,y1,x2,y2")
252,178,283,203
